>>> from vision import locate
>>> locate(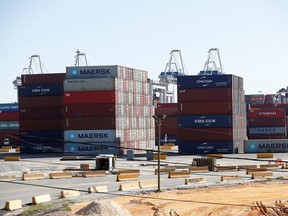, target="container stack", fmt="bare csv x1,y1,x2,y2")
177,74,247,154
64,65,155,155
0,103,19,146
155,103,178,145
18,73,66,153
